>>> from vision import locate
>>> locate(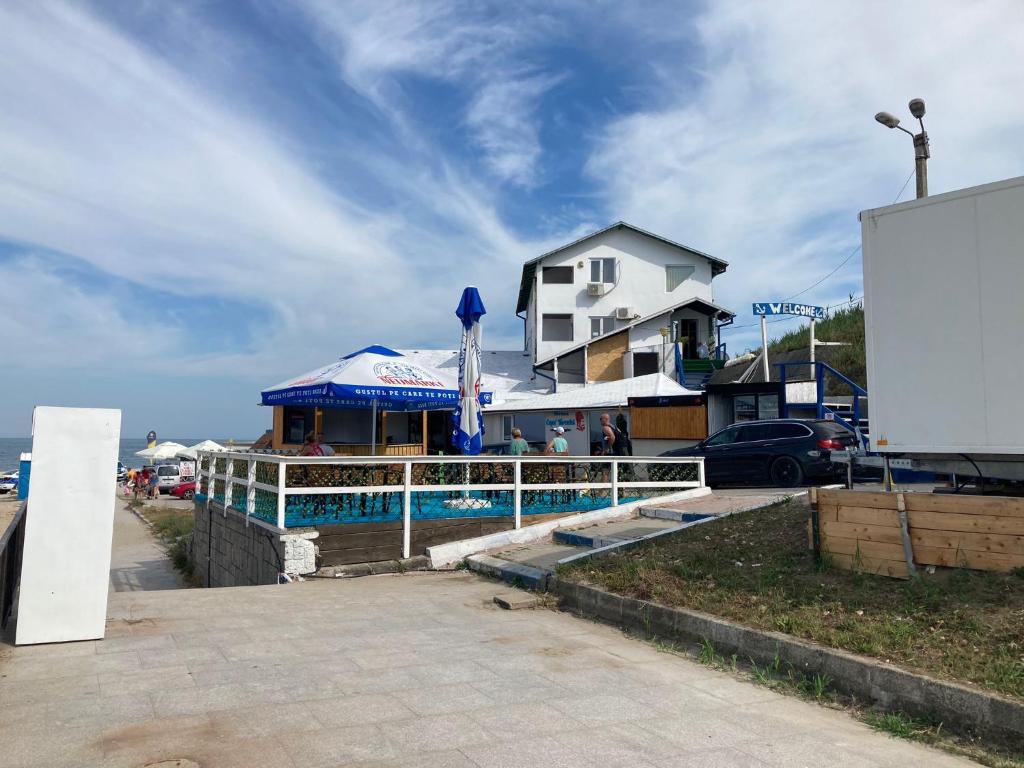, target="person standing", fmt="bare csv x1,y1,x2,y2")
600,413,629,456
300,432,325,456
315,433,335,456
508,428,530,456
545,426,569,455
